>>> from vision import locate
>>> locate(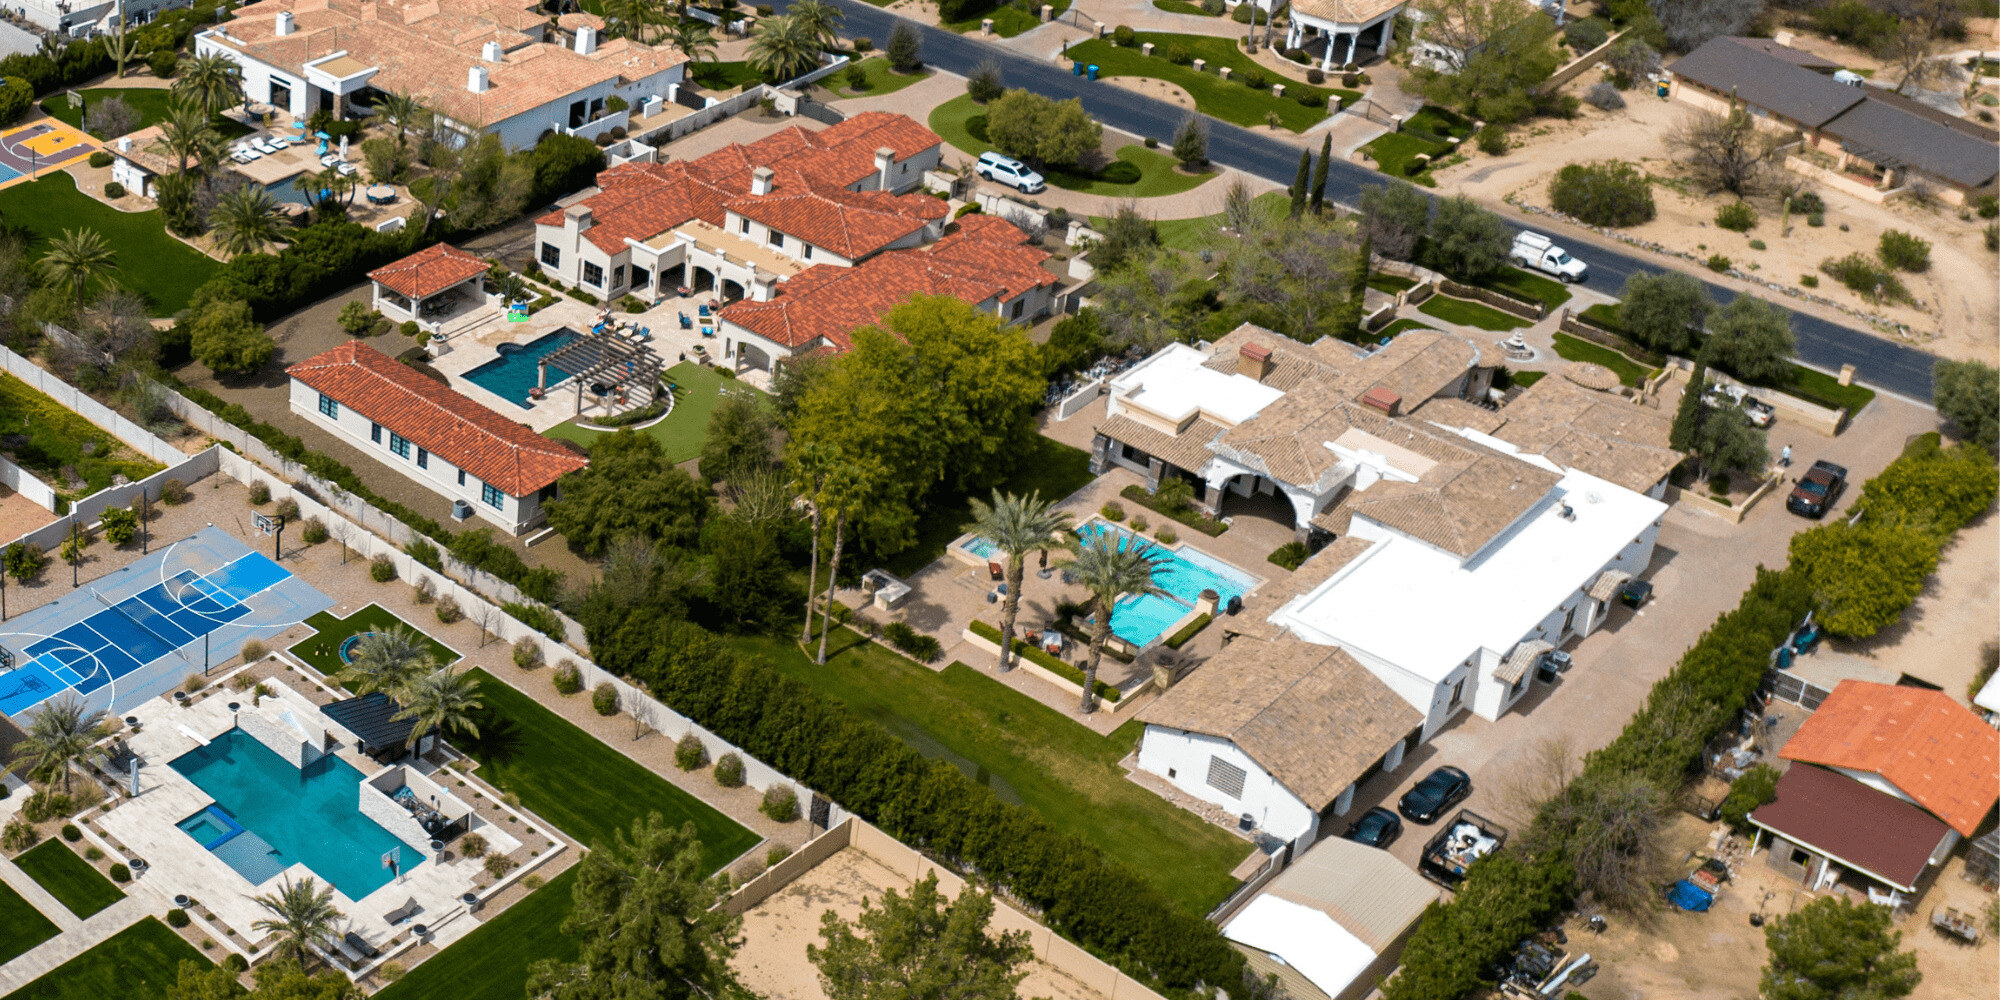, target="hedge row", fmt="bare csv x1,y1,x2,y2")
1163,613,1211,650
968,620,1121,702
1119,484,1227,537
